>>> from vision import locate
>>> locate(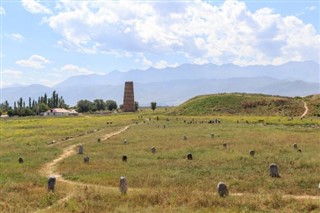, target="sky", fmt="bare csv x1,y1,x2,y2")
1,0,319,88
